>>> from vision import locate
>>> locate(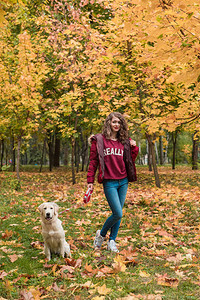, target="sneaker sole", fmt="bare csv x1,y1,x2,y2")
94,230,103,249
107,246,119,253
